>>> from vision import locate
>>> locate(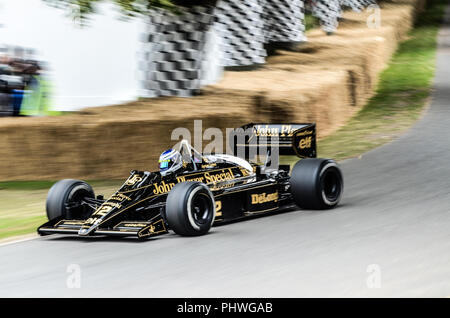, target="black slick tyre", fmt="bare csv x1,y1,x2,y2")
46,179,95,221
290,159,343,210
166,182,215,236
